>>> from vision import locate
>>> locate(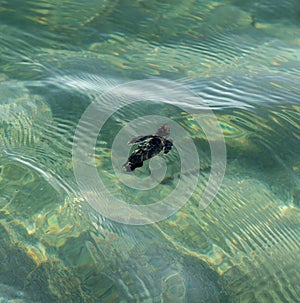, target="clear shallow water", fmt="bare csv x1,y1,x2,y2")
0,0,299,302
